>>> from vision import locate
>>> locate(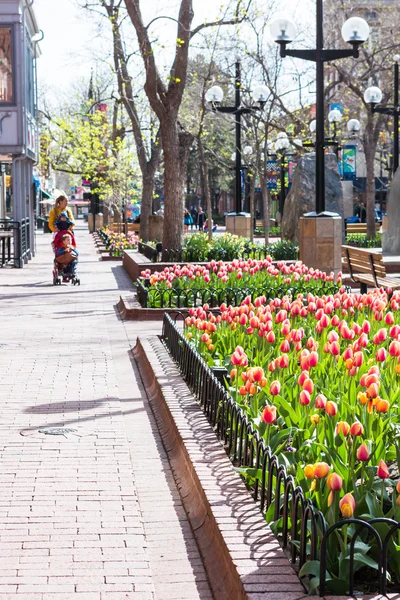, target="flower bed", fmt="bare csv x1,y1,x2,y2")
101,228,138,257
138,259,341,308
183,288,400,593
145,232,299,263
